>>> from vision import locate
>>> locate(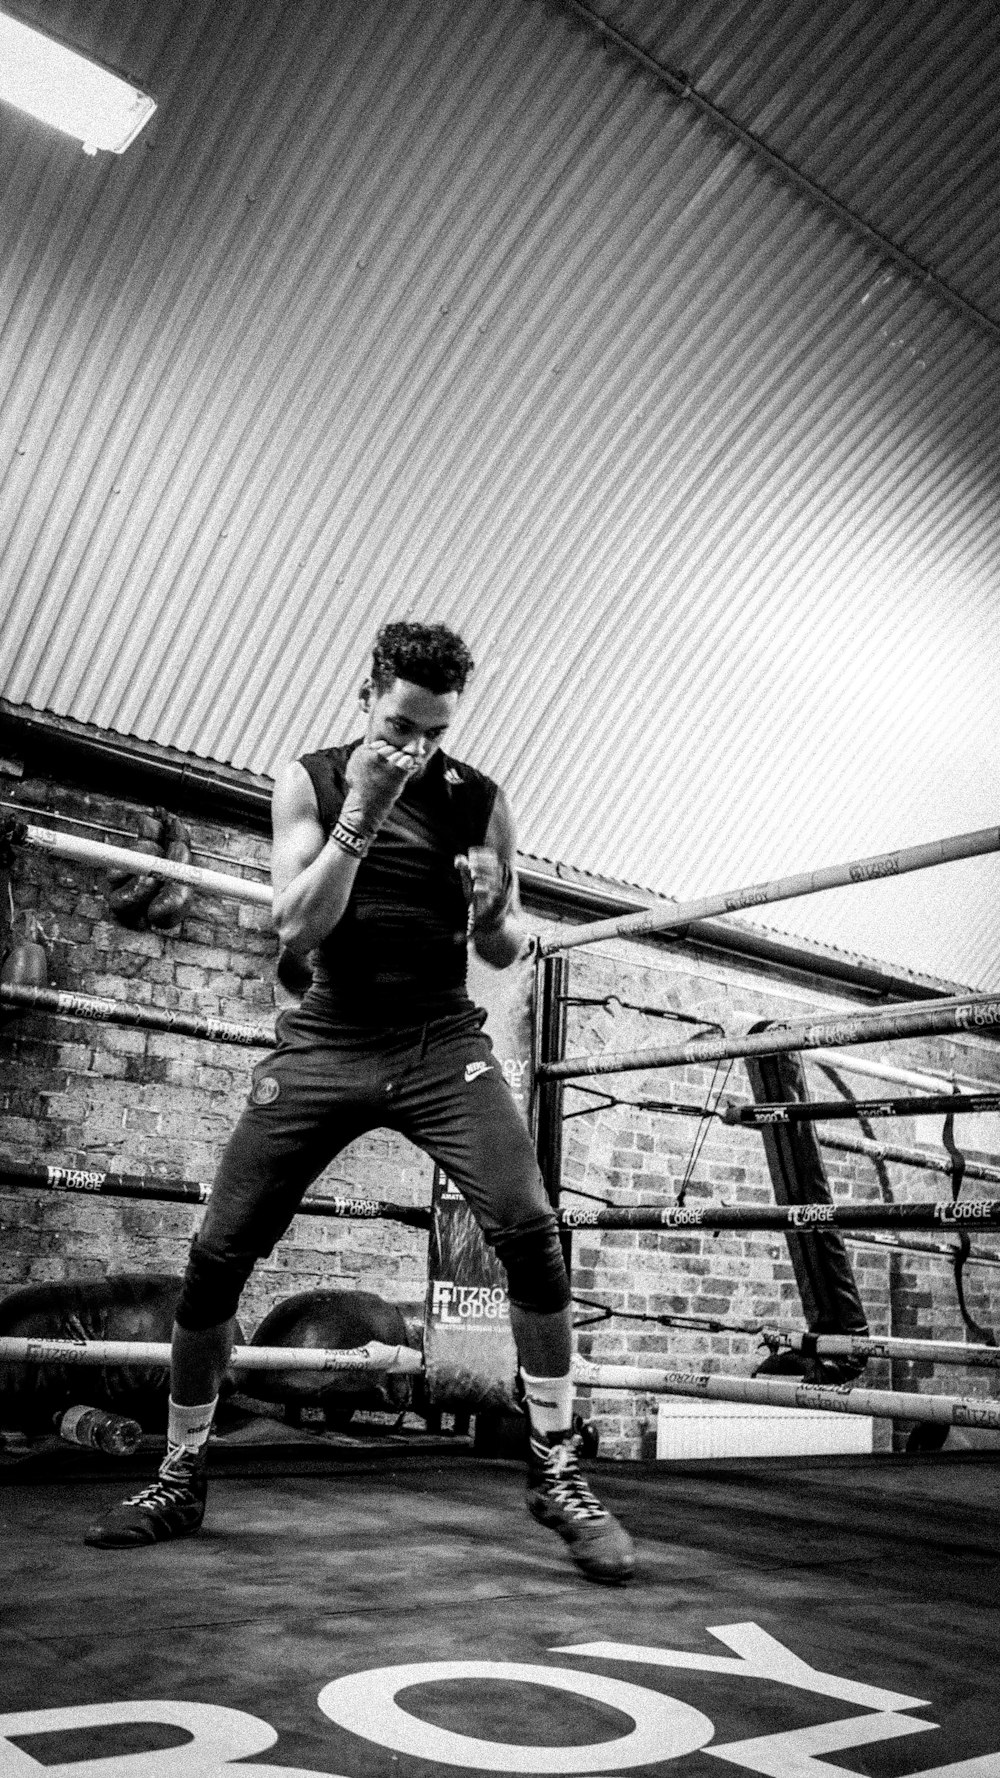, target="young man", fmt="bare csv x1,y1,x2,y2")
87,621,634,1584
